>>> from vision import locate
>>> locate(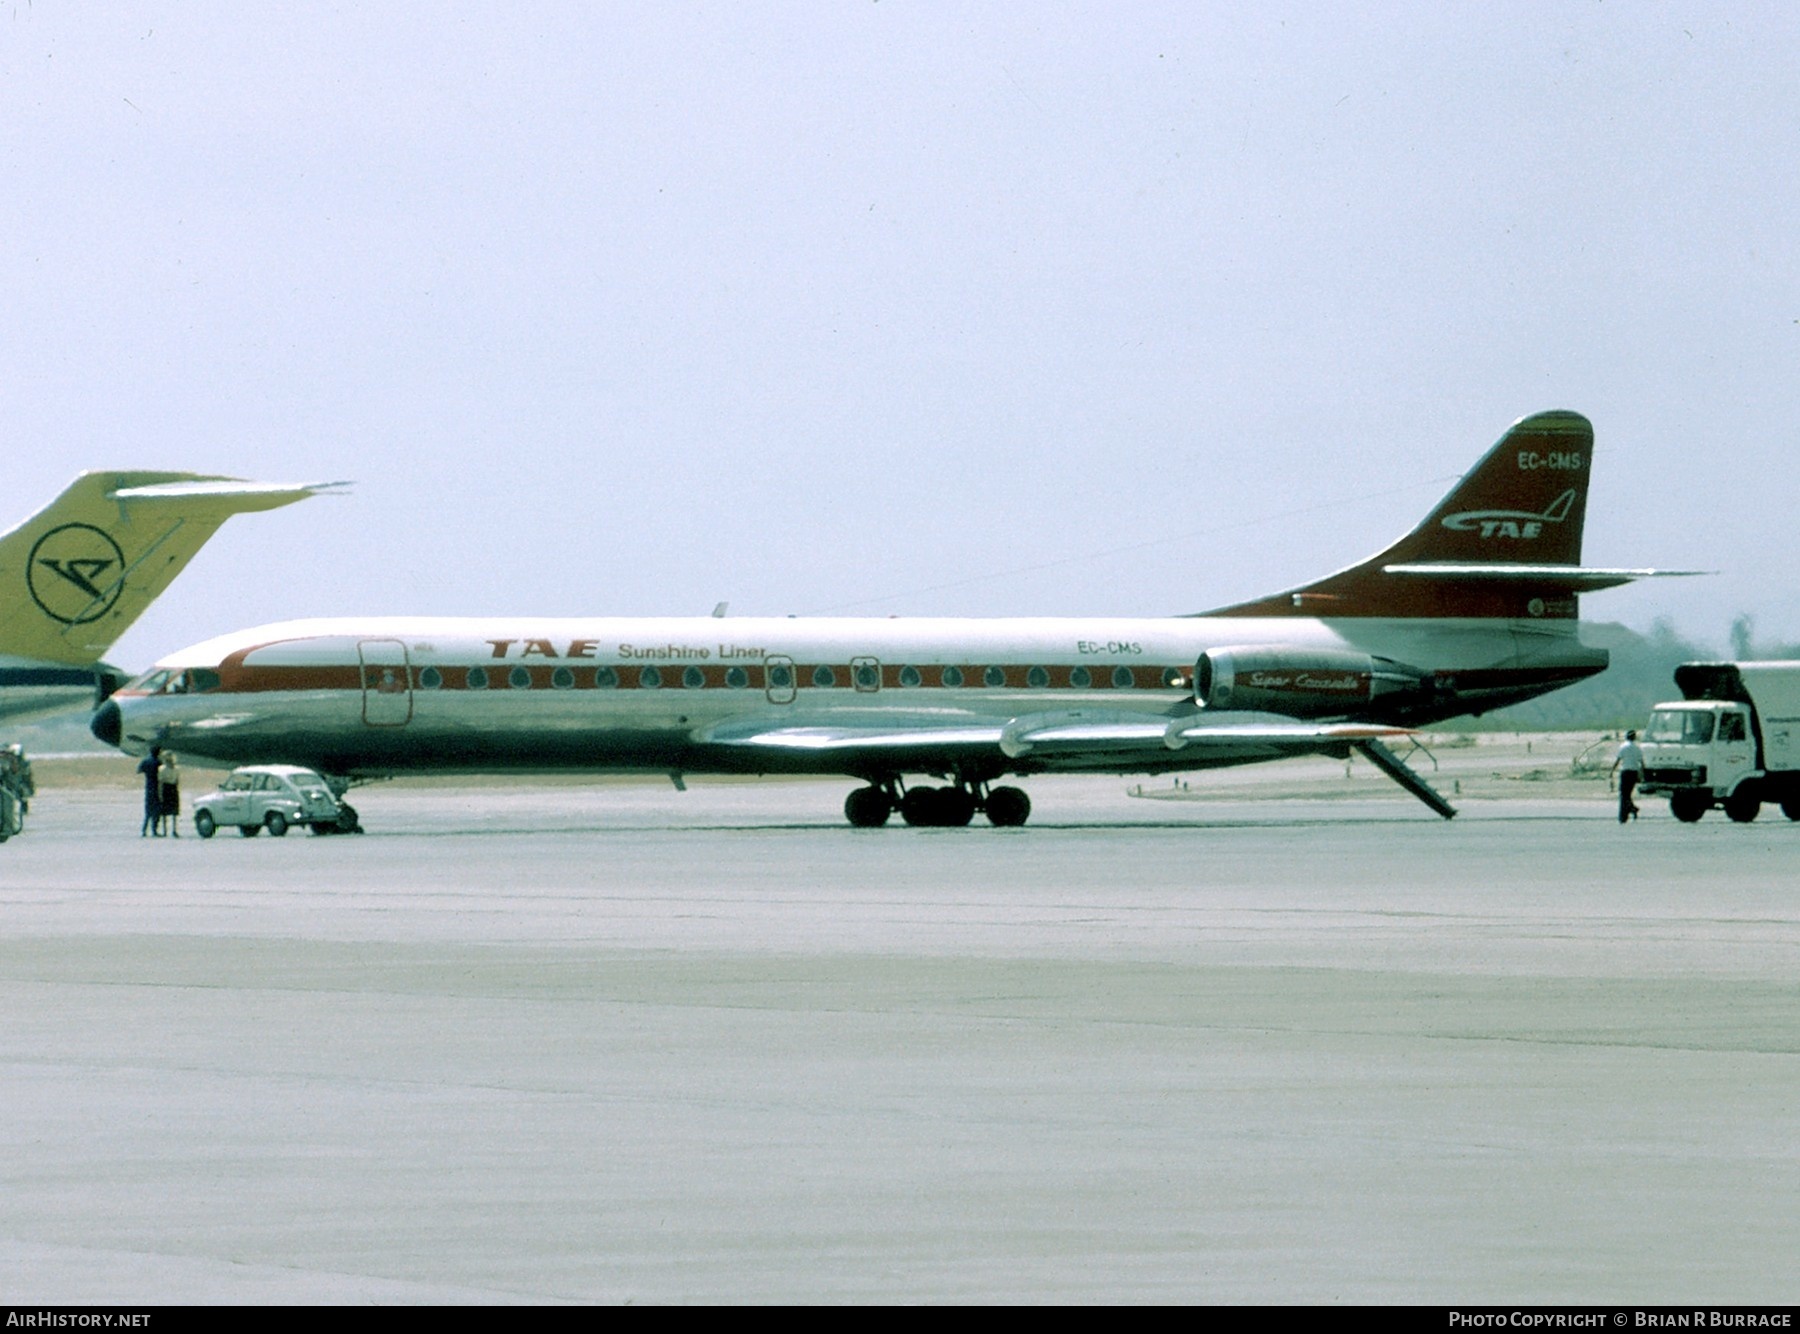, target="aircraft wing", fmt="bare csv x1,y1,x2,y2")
701,708,1451,816
705,709,1404,757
